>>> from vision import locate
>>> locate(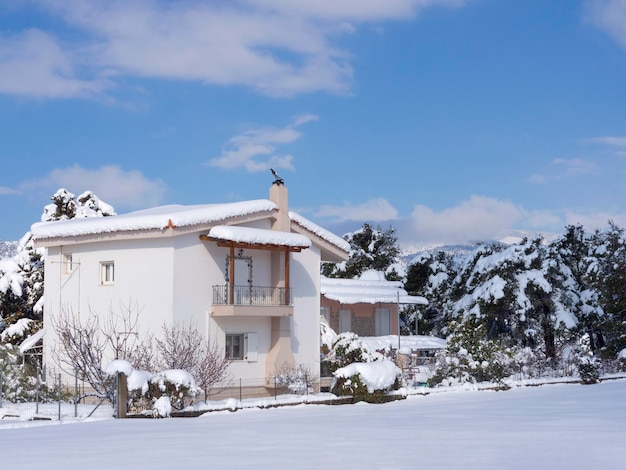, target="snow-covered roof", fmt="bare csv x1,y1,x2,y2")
30,196,350,258
360,334,446,352
31,200,277,240
208,225,311,249
289,211,350,253
321,270,428,305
